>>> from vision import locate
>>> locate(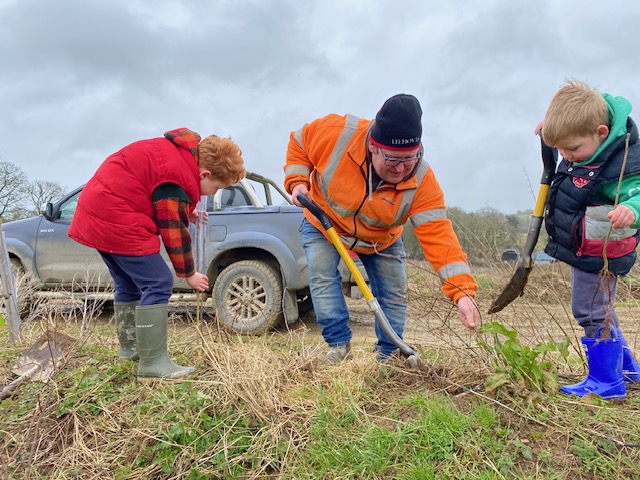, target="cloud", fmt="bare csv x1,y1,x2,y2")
1,0,639,213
